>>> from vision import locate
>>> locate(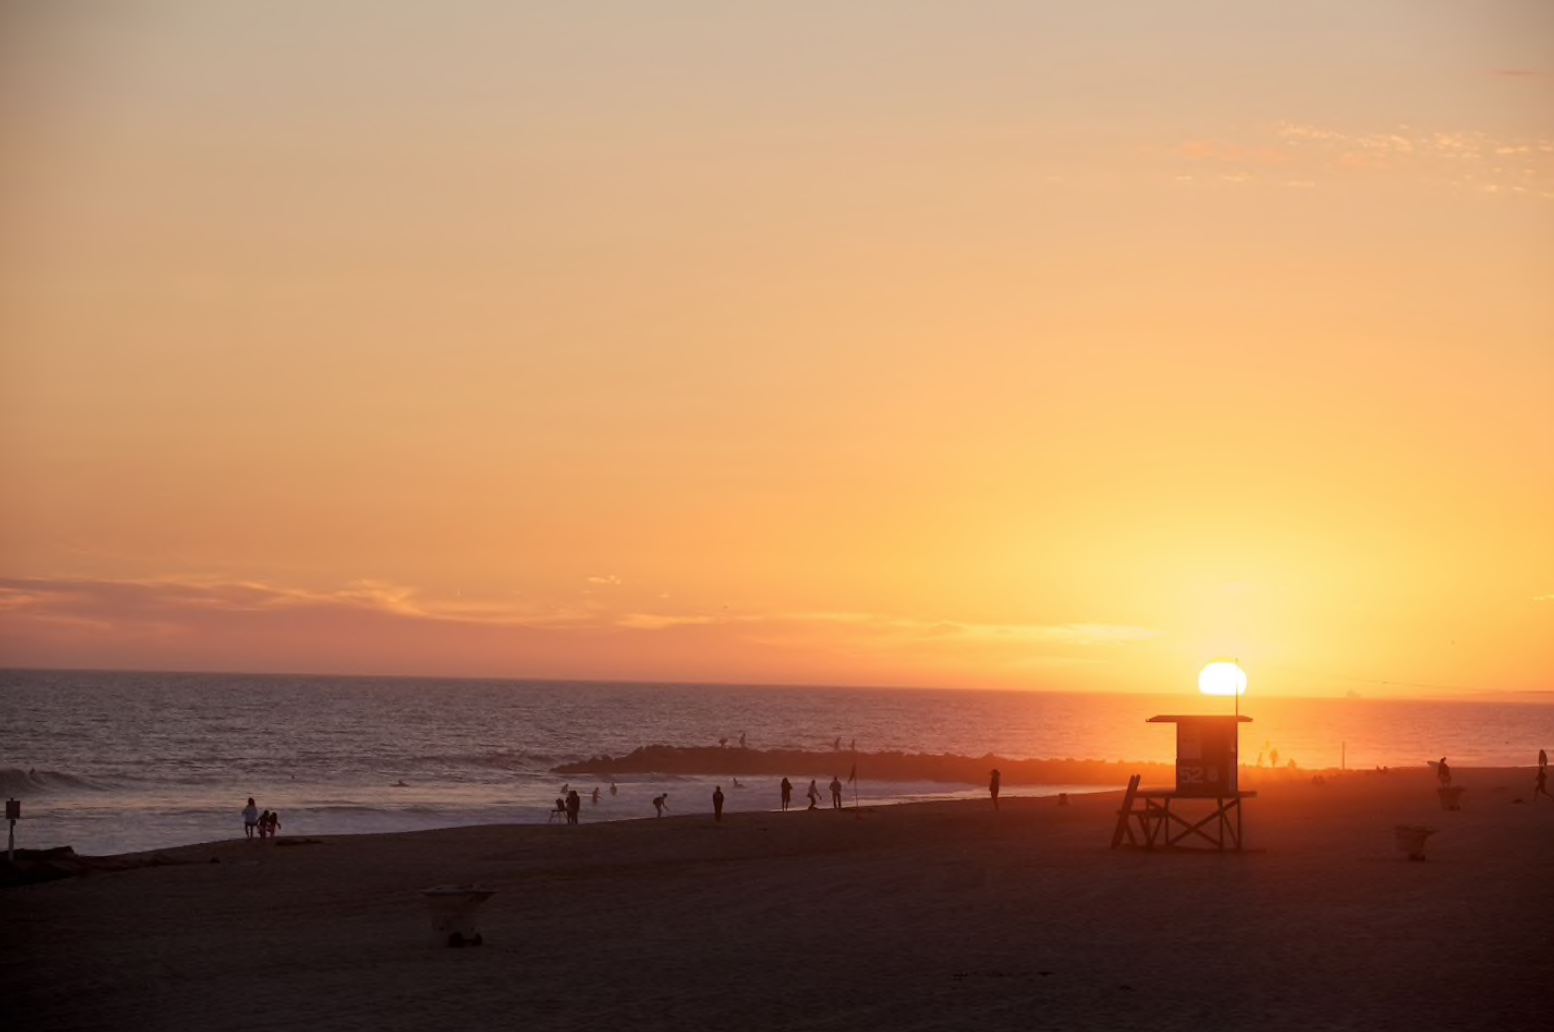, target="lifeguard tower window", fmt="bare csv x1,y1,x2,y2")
1148,715,1251,797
